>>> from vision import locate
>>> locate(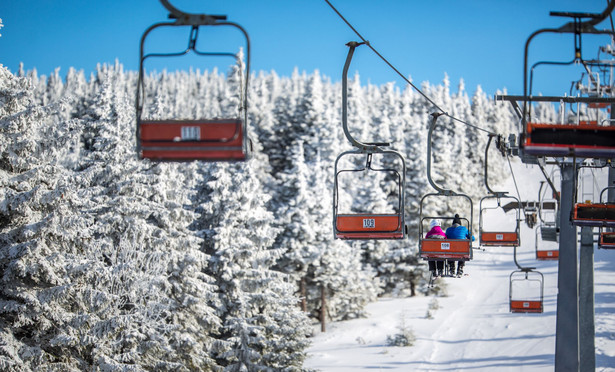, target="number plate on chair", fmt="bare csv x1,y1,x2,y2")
363,219,375,228
441,242,450,250
181,126,200,141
